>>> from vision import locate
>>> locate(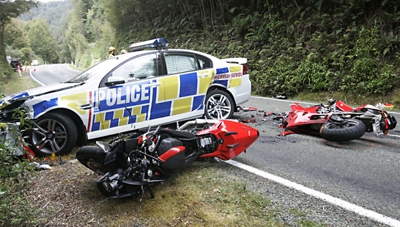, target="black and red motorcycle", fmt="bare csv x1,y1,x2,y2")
76,119,259,199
